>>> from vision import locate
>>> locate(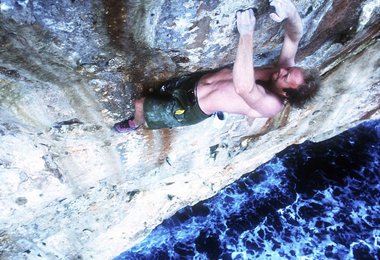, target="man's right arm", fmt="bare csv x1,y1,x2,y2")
270,0,303,67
